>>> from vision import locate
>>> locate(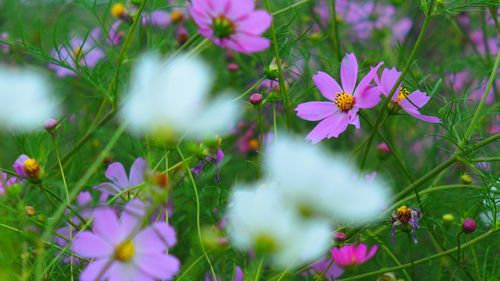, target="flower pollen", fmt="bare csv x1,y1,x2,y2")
115,240,135,262
396,205,412,224
212,16,235,39
23,158,40,177
397,87,410,103
335,92,355,112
